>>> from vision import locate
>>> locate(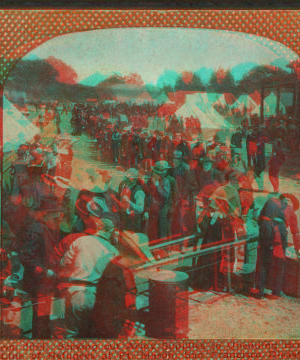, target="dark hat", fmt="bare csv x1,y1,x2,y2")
87,197,118,225
280,193,300,211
